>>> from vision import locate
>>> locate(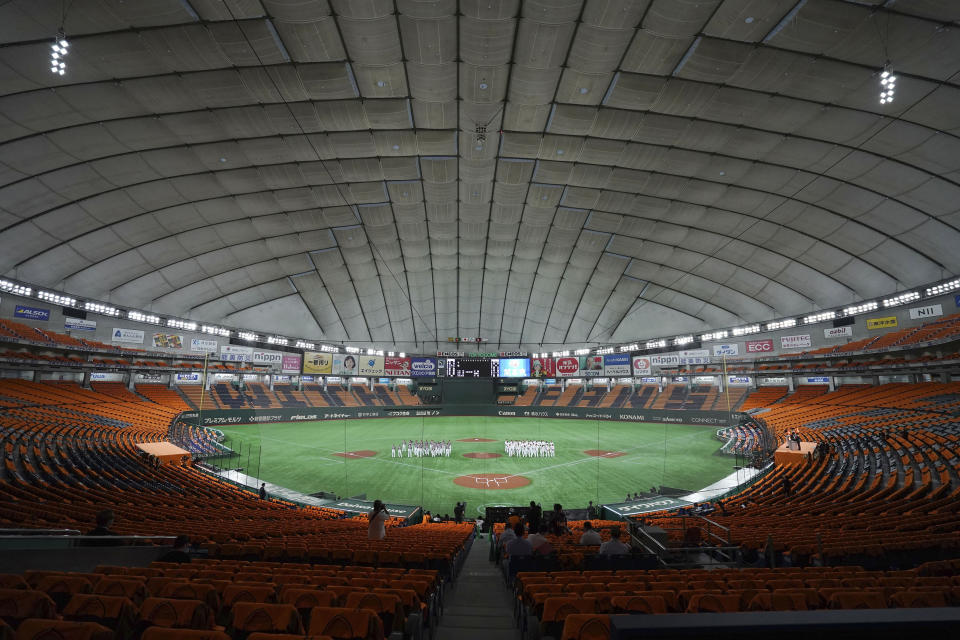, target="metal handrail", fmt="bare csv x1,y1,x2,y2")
0,528,81,536
0,535,176,541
